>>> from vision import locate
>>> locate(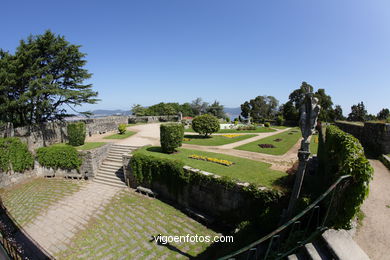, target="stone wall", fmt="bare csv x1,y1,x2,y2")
80,116,129,136
0,143,111,188
128,115,179,124
335,121,390,155
123,155,279,223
